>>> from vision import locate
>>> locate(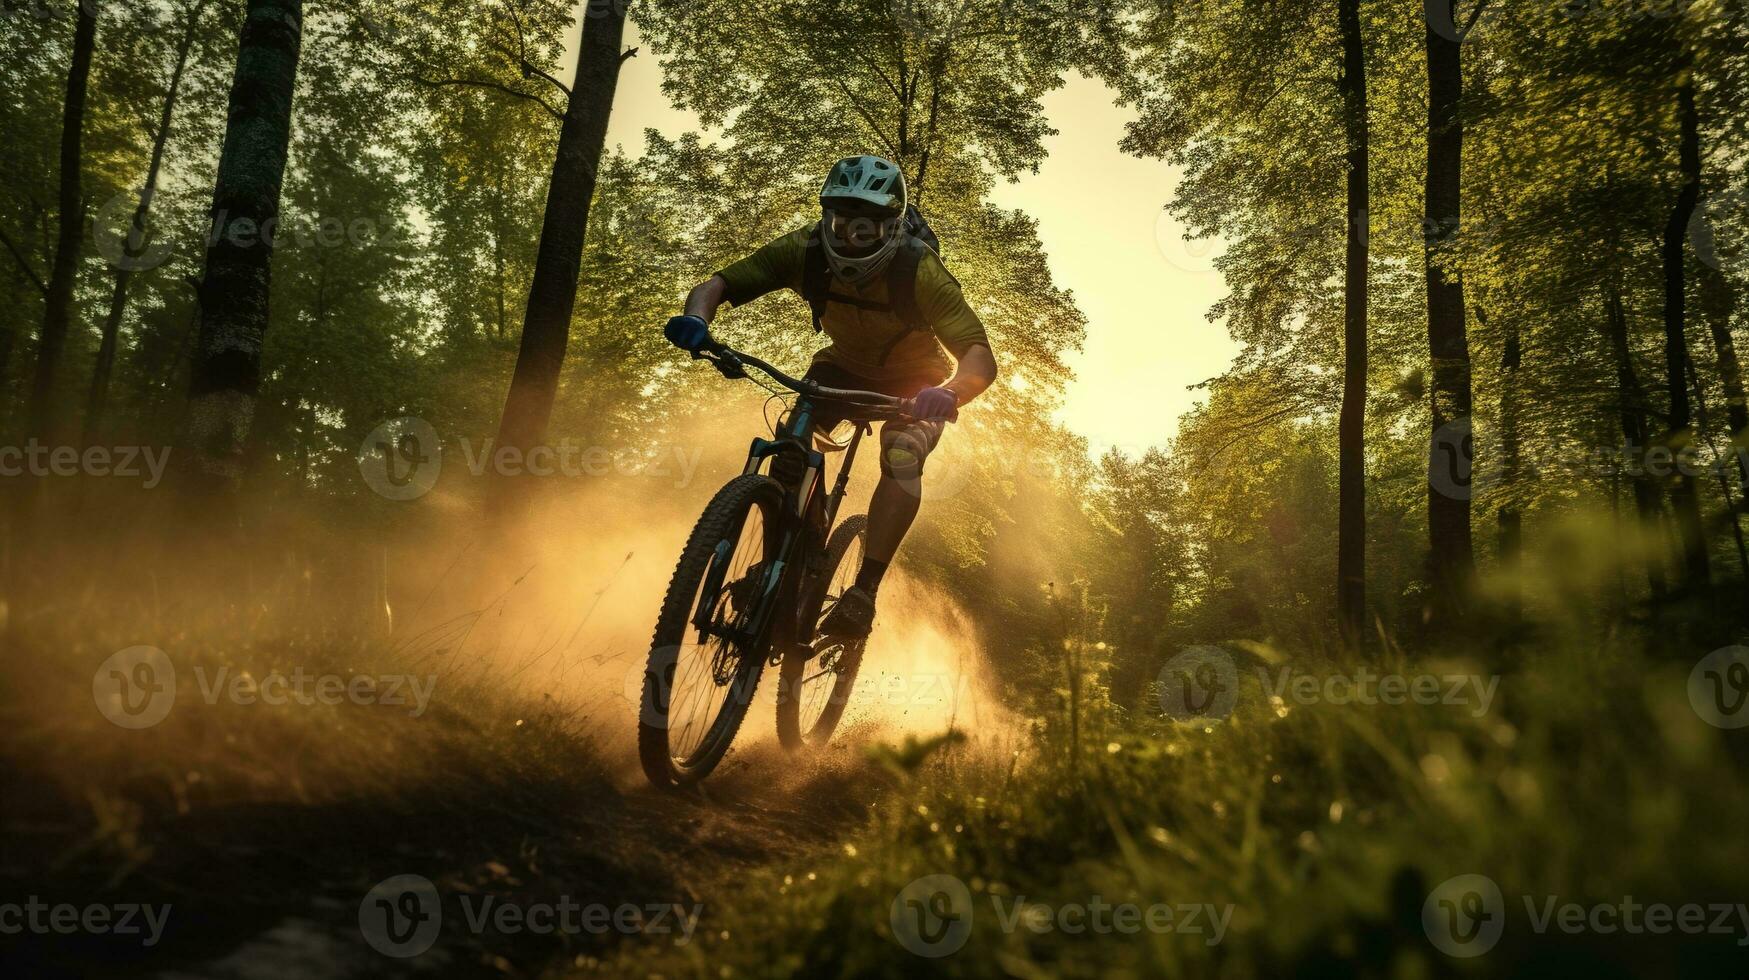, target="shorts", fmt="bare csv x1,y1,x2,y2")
803,361,946,482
